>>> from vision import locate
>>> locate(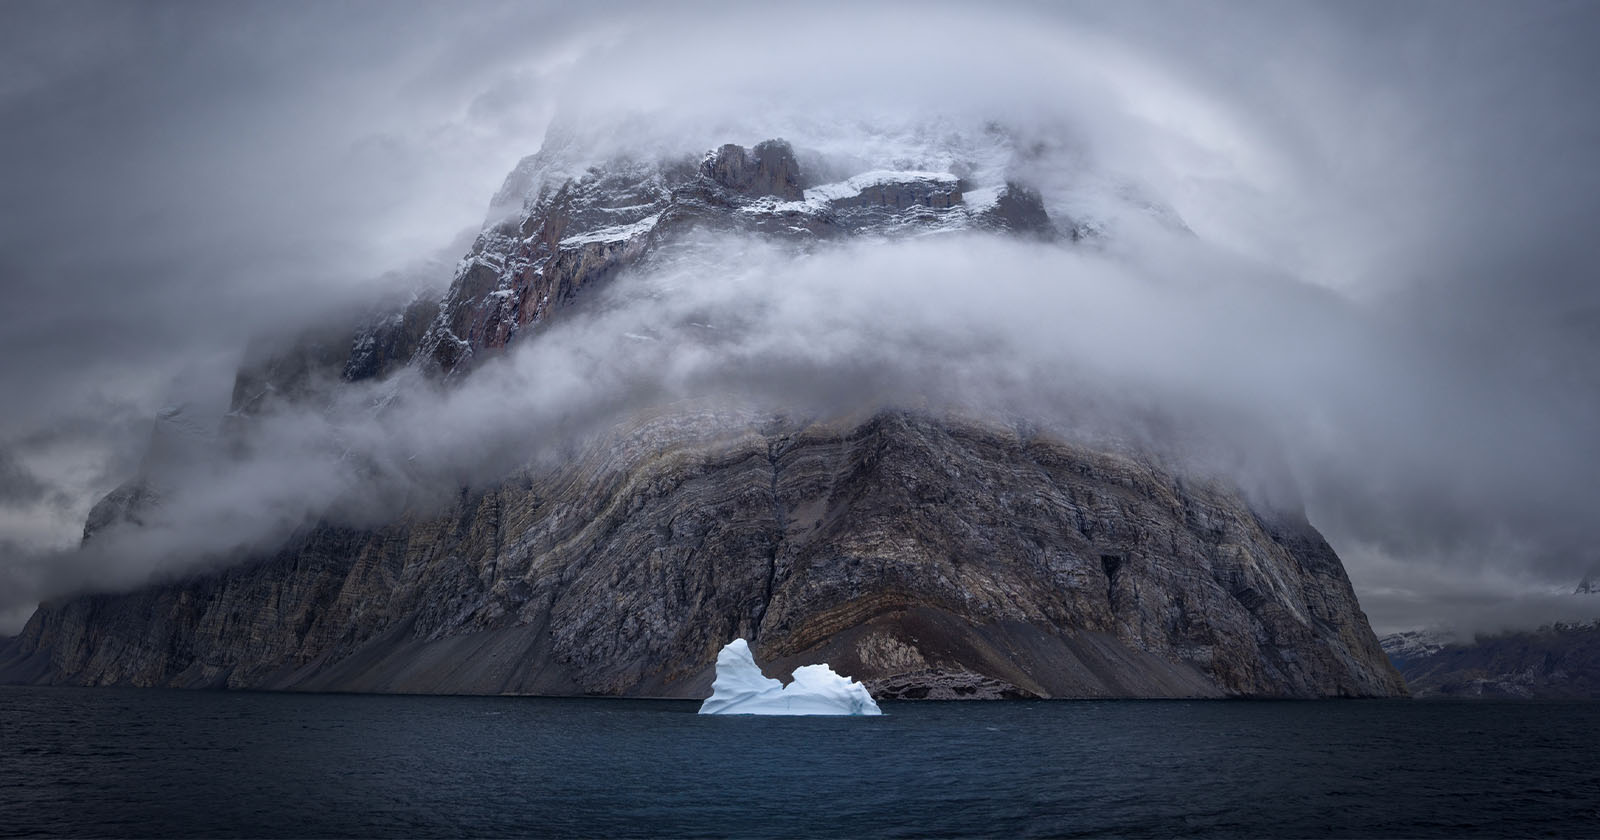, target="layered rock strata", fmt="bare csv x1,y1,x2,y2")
3,412,1403,698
